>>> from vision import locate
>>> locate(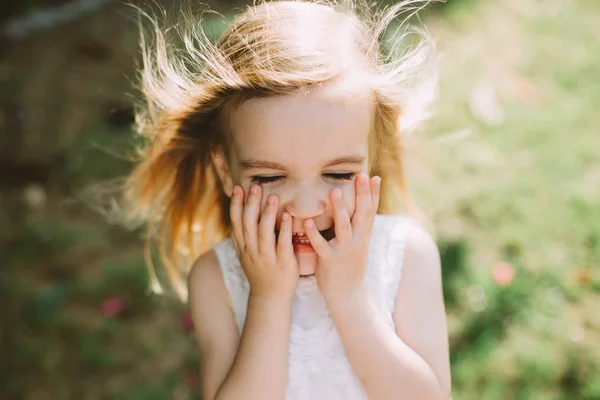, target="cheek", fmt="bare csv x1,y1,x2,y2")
340,184,357,216
259,186,286,217
237,182,271,213
240,182,280,205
